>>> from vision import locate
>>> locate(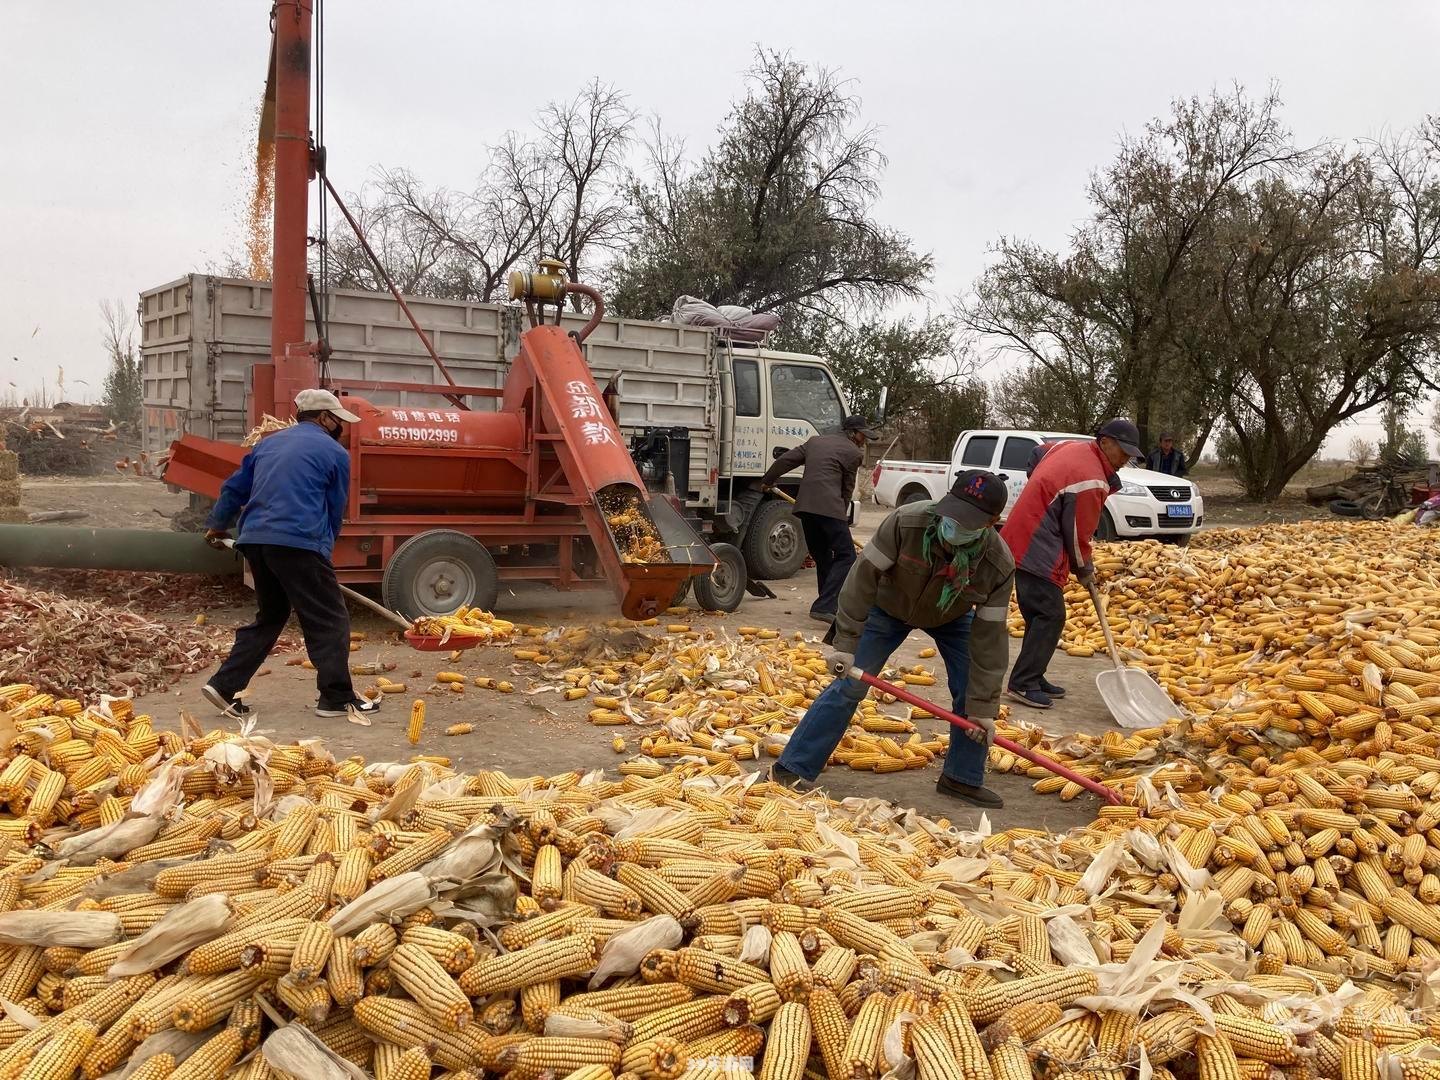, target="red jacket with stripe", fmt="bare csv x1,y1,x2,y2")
1000,440,1119,586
